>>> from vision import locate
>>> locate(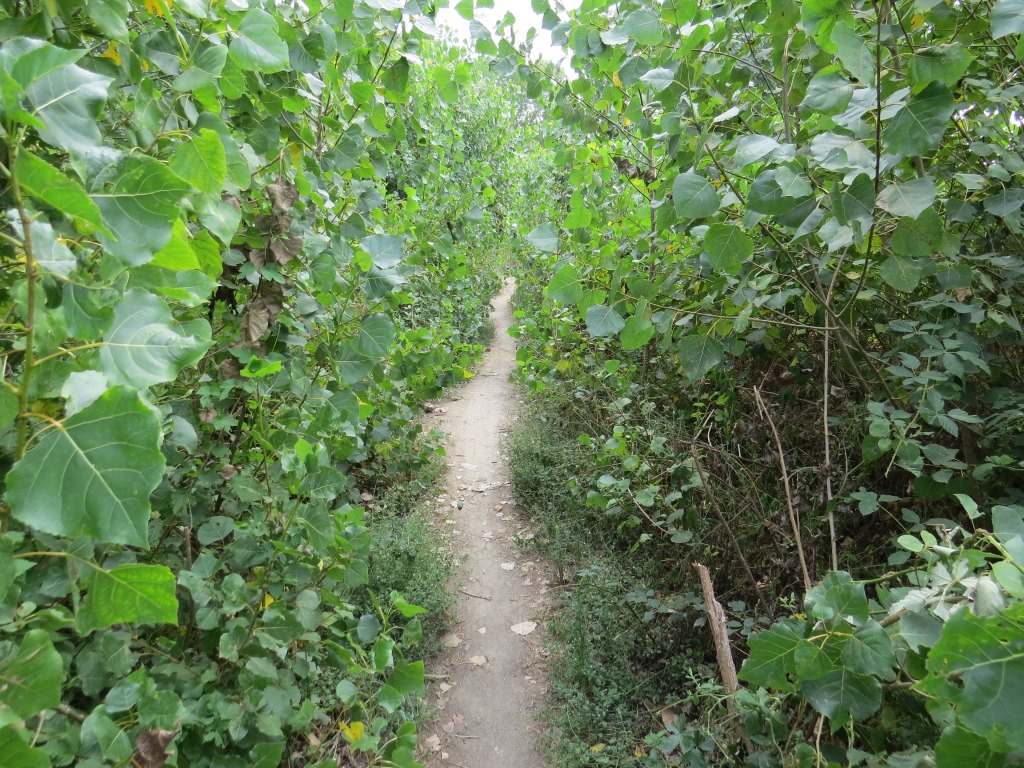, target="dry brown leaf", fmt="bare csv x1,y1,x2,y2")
131,728,177,768
510,621,537,636
469,655,487,666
